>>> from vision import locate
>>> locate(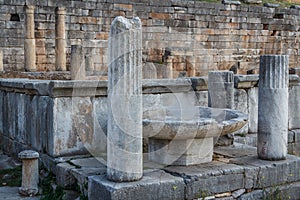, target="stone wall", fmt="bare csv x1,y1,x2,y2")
0,0,300,76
